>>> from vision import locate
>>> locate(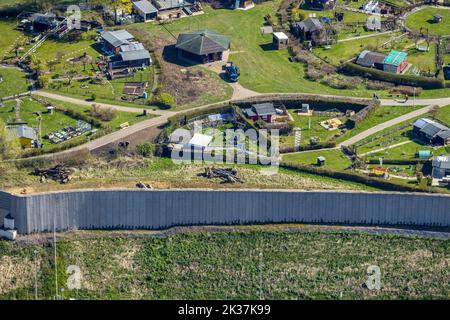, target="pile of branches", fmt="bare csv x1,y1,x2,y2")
34,164,74,184
199,167,243,184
